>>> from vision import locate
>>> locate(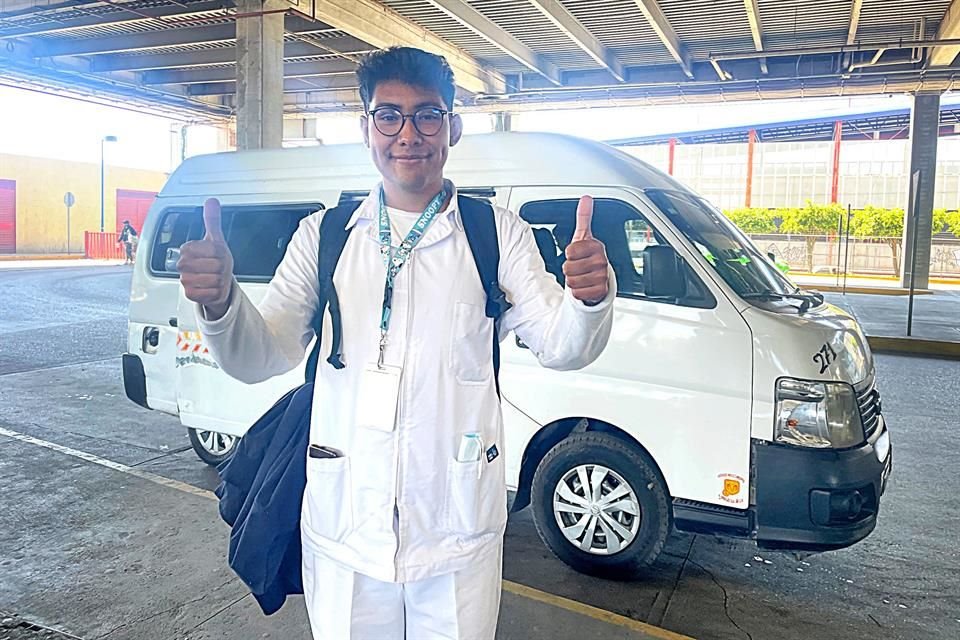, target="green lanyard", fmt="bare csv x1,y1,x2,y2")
377,185,447,367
